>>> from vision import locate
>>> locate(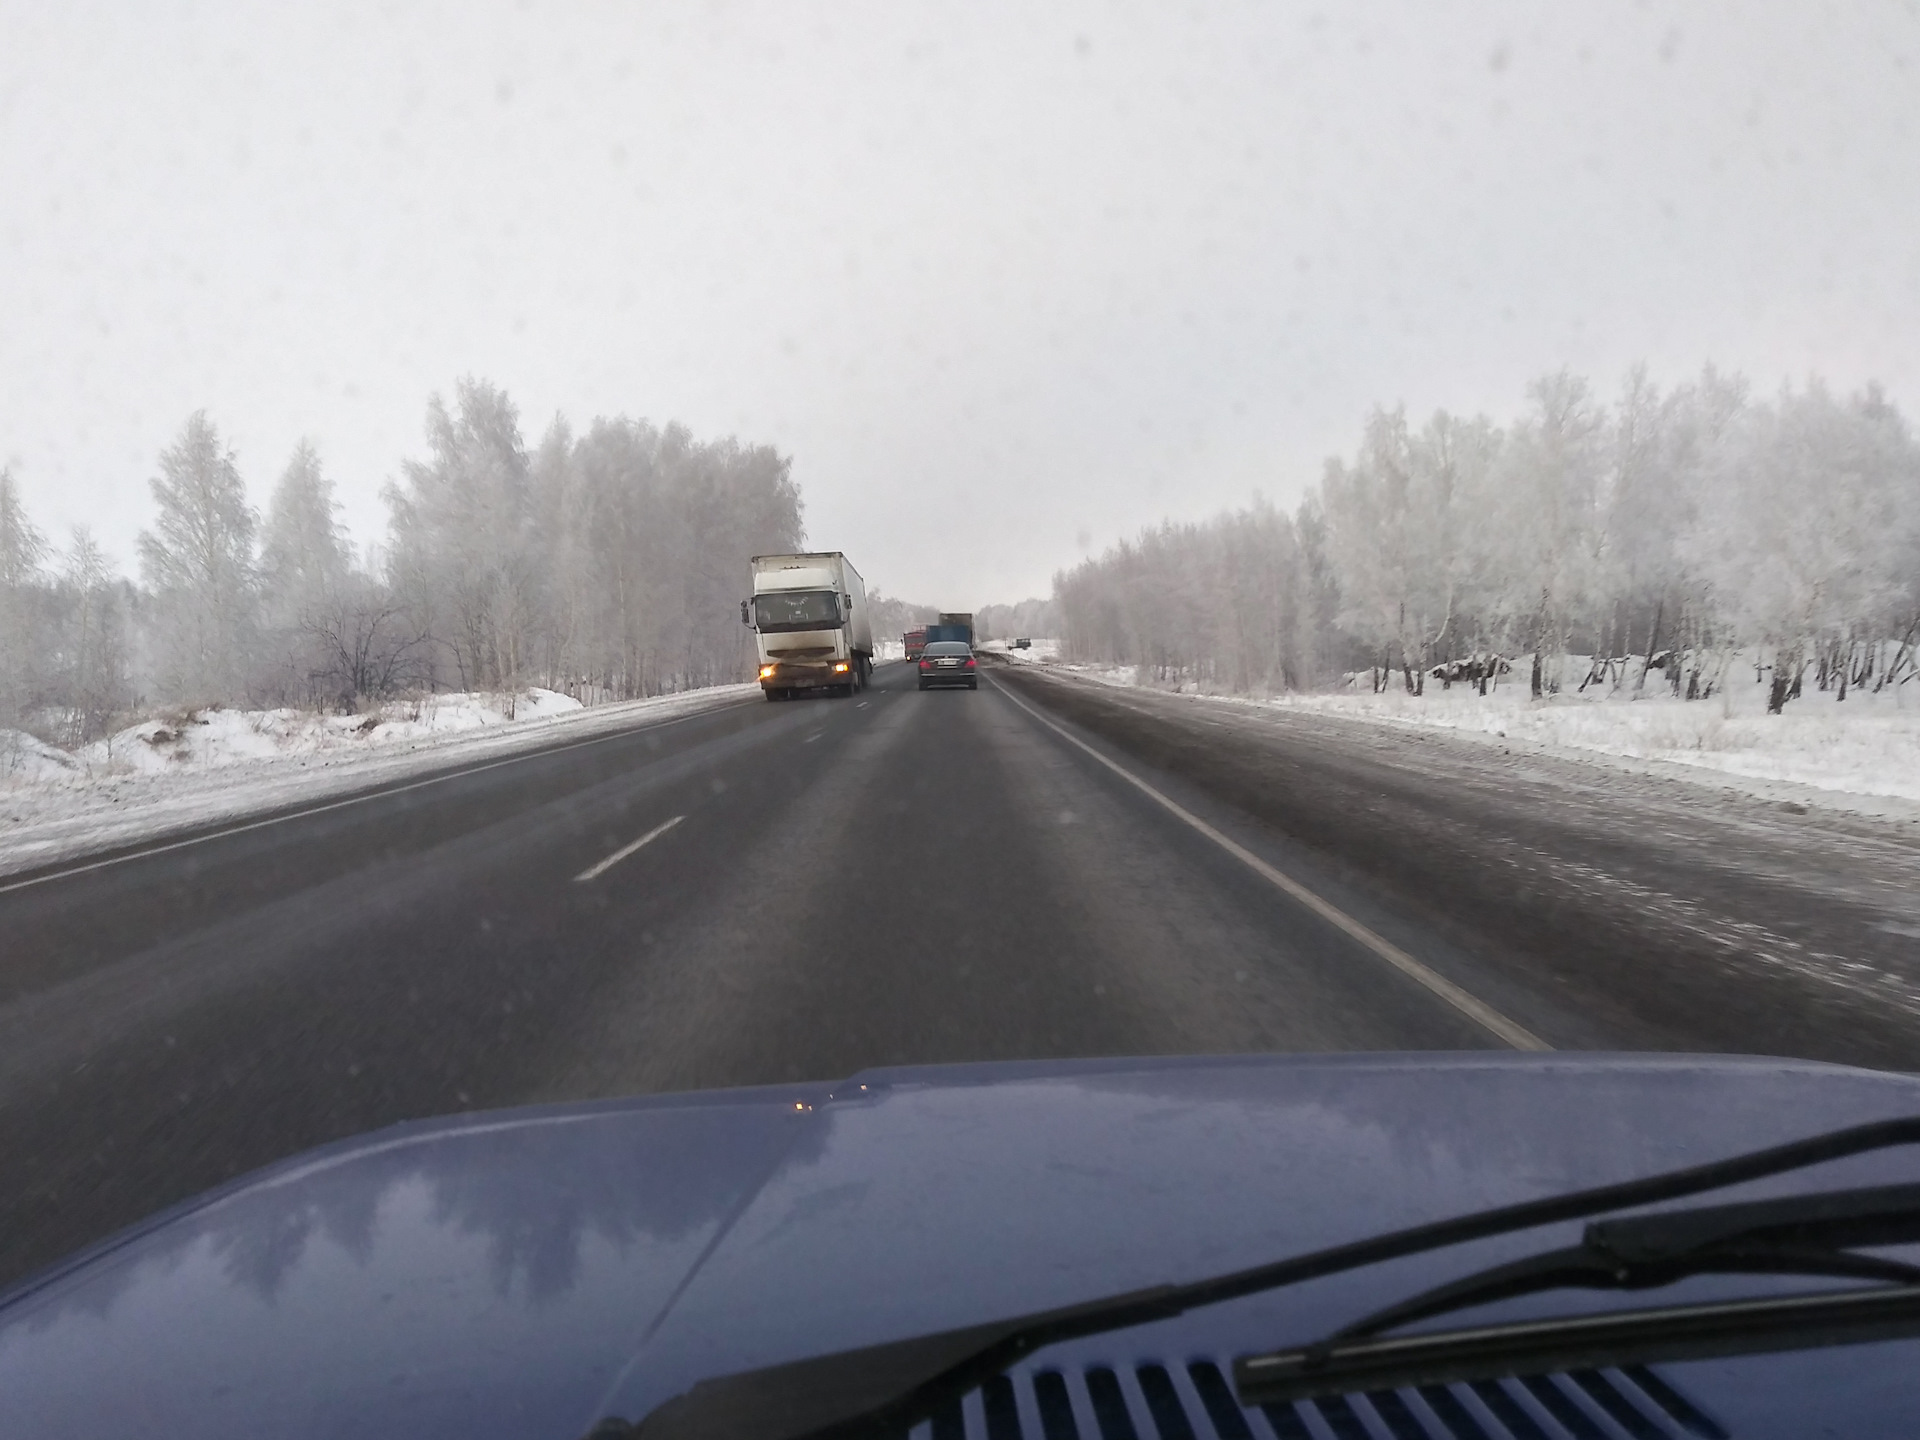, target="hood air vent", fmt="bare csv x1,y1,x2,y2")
911,1360,1728,1440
